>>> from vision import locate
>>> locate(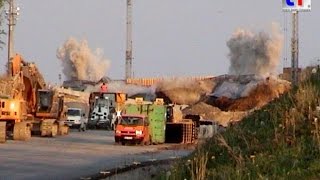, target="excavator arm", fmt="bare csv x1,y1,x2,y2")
10,54,47,114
